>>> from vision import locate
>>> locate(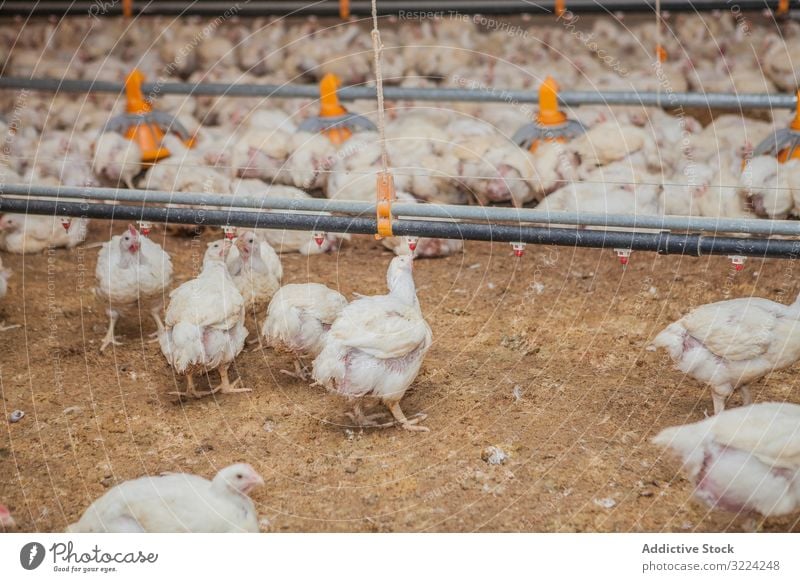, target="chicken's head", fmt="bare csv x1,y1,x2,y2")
0,215,20,232
205,238,234,263
120,224,141,254
234,231,259,259
215,463,265,496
